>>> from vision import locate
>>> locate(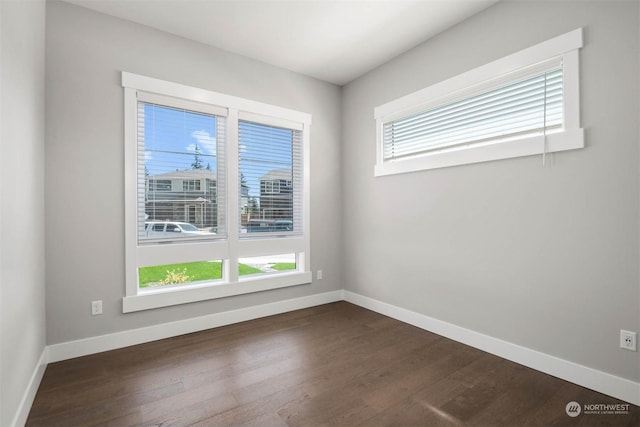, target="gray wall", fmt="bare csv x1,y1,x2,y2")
342,0,640,381
45,1,342,344
0,0,47,425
